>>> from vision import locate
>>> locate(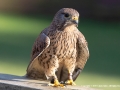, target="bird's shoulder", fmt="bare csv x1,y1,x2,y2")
31,27,50,60
74,28,88,47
